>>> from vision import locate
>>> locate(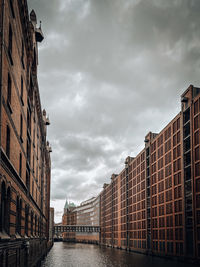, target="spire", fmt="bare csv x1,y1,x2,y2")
64,199,69,210
30,10,37,24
